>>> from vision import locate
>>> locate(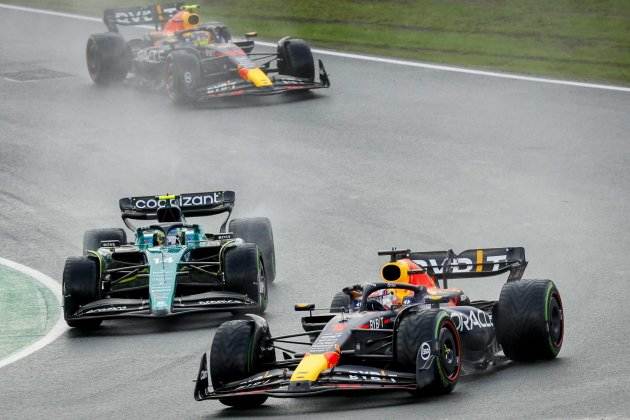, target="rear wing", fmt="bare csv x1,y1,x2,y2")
119,191,235,226
379,247,527,283
103,2,184,32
